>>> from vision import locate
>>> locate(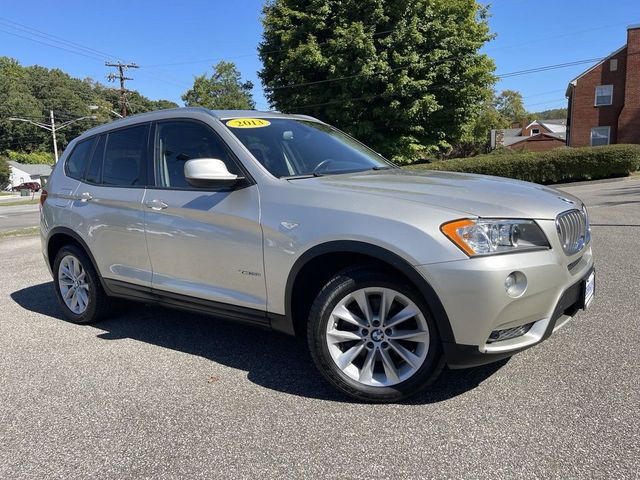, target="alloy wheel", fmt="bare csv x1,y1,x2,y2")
325,287,430,387
58,254,90,315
